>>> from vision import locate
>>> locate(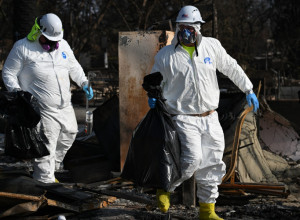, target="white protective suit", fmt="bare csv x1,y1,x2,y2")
2,37,88,183
151,30,253,203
